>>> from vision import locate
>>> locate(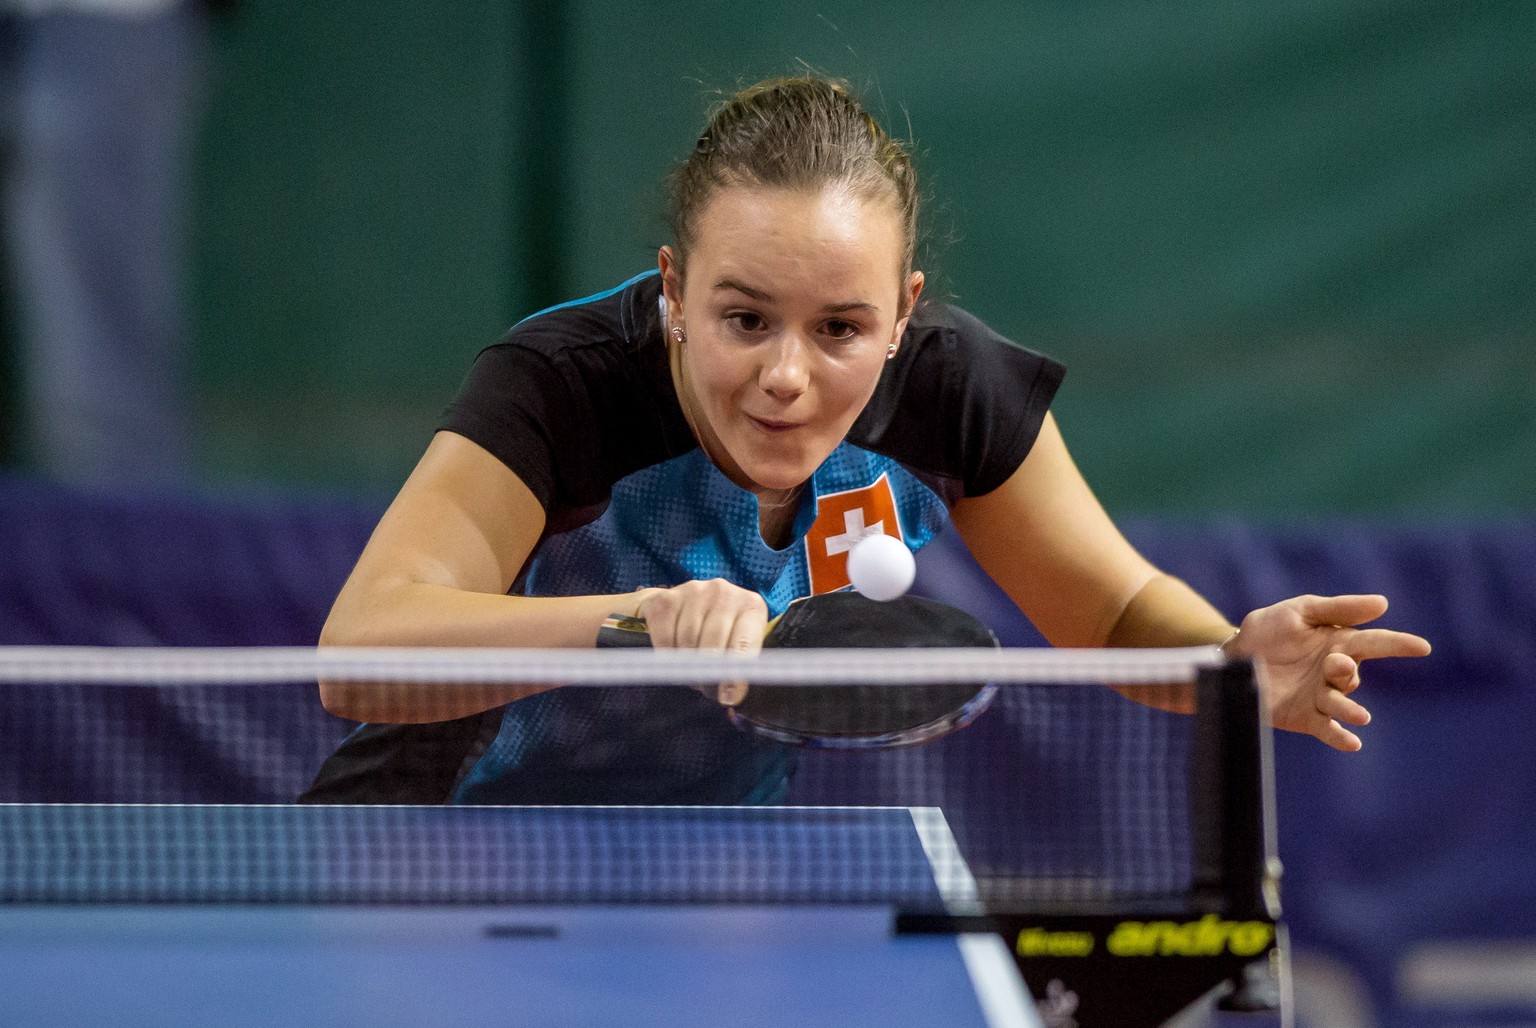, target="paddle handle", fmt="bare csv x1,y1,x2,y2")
596,611,785,649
